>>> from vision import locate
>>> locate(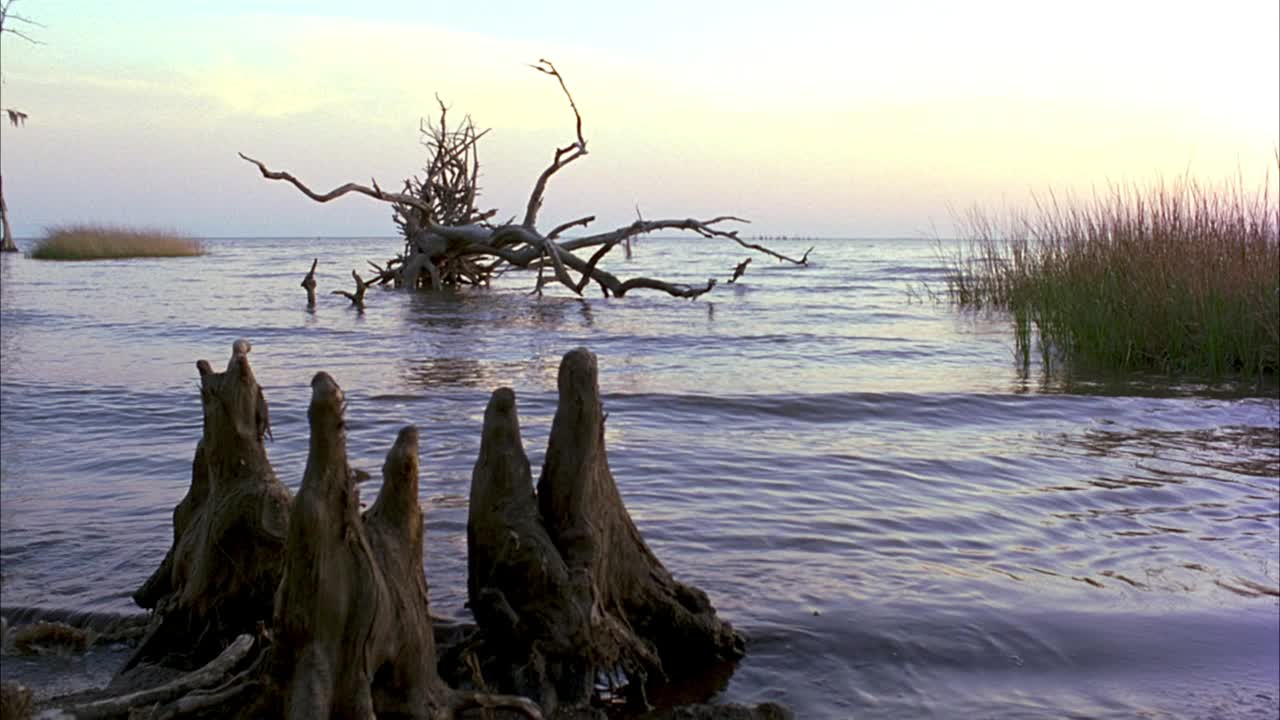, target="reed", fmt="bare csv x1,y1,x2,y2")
30,224,204,260
940,175,1279,377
